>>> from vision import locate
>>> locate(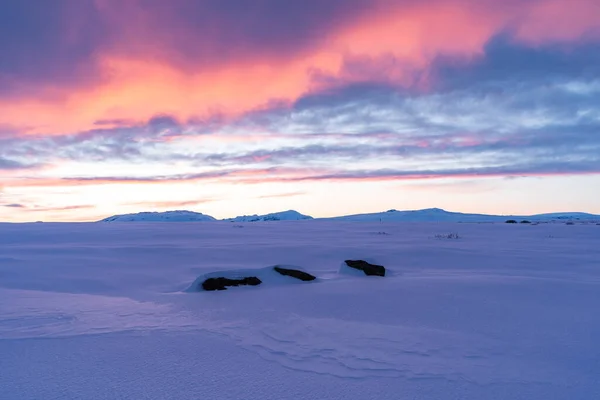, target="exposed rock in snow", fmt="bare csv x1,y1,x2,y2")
273,266,317,281
343,260,386,277
202,276,262,291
